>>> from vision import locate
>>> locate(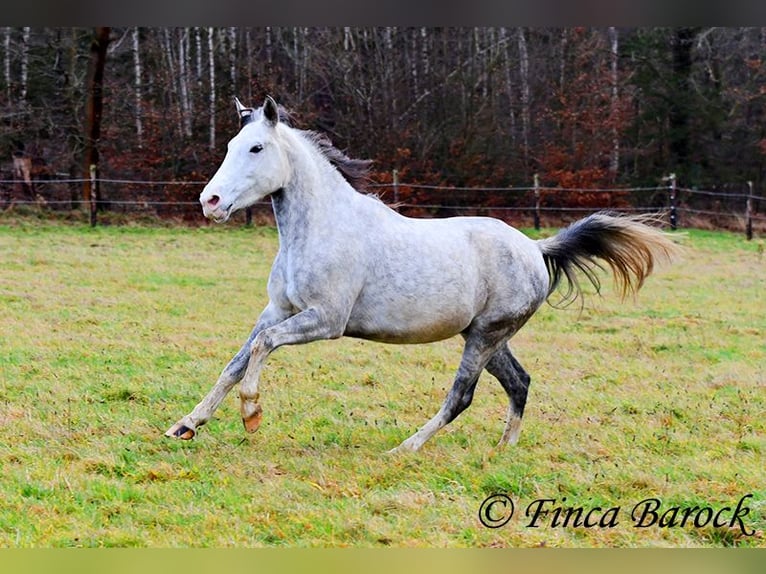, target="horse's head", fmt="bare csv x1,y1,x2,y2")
200,96,290,222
